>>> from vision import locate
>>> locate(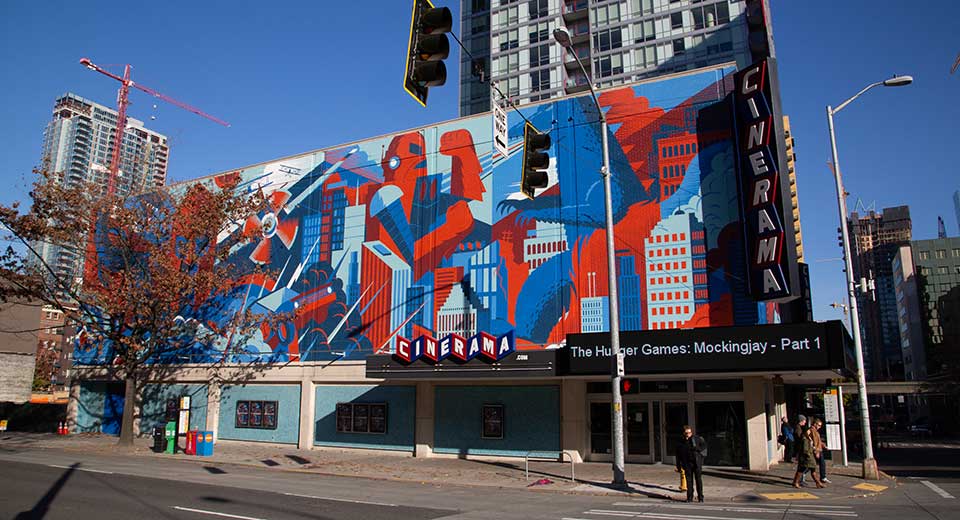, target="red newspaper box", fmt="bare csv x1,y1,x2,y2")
185,430,198,455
